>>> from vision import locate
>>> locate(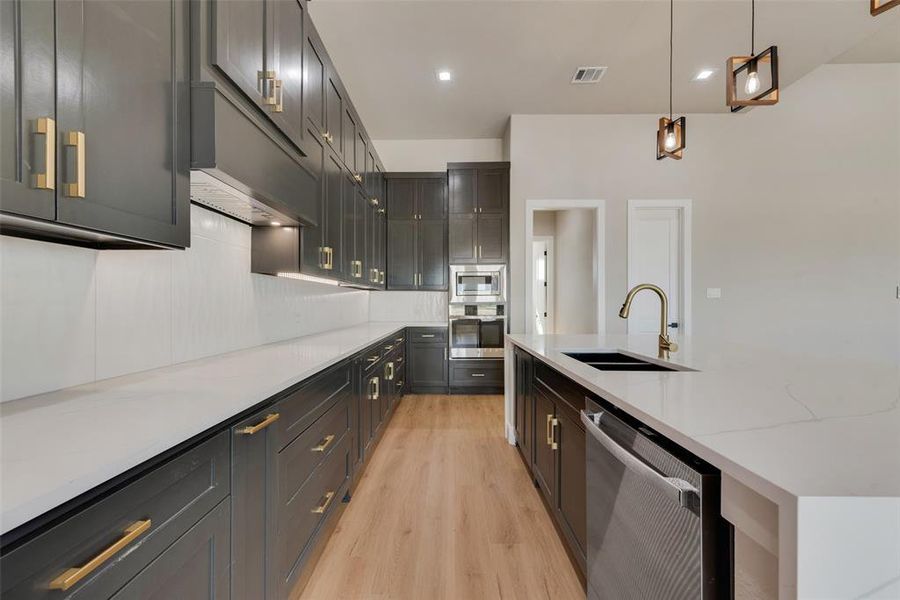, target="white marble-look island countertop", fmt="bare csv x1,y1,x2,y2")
505,332,900,600
0,321,445,538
